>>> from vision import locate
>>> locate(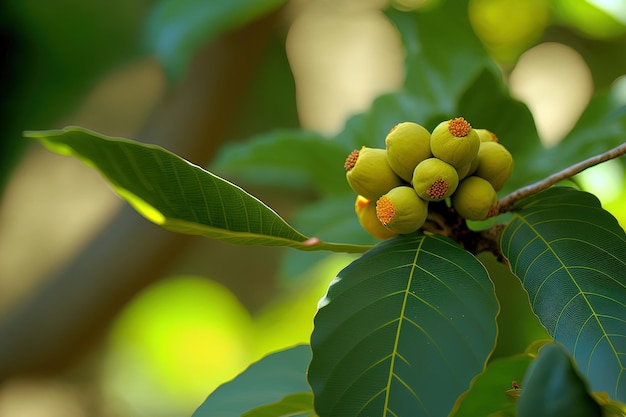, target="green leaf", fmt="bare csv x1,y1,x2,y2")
451,351,535,417
500,186,626,401
388,0,497,115
241,392,315,417
211,129,349,196
192,345,311,417
25,127,369,253
518,342,602,417
309,233,499,417
334,92,433,151
145,0,287,80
